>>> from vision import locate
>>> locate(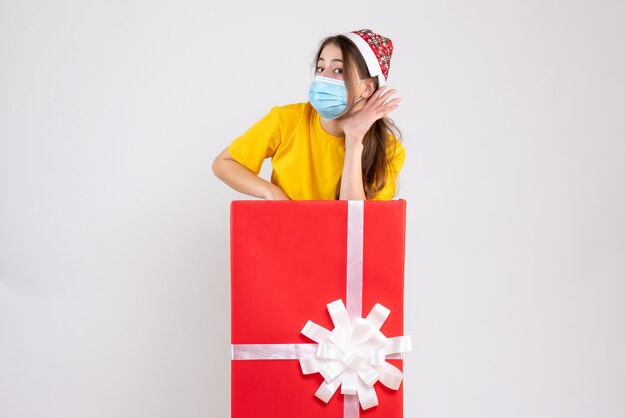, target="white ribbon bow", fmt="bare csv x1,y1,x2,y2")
299,299,412,410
